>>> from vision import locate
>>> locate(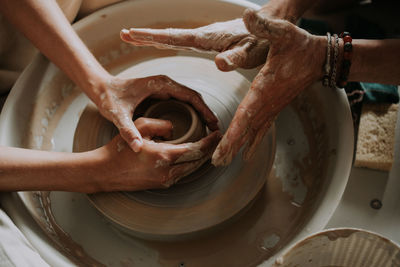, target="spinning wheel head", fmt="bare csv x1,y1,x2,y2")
73,57,276,241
